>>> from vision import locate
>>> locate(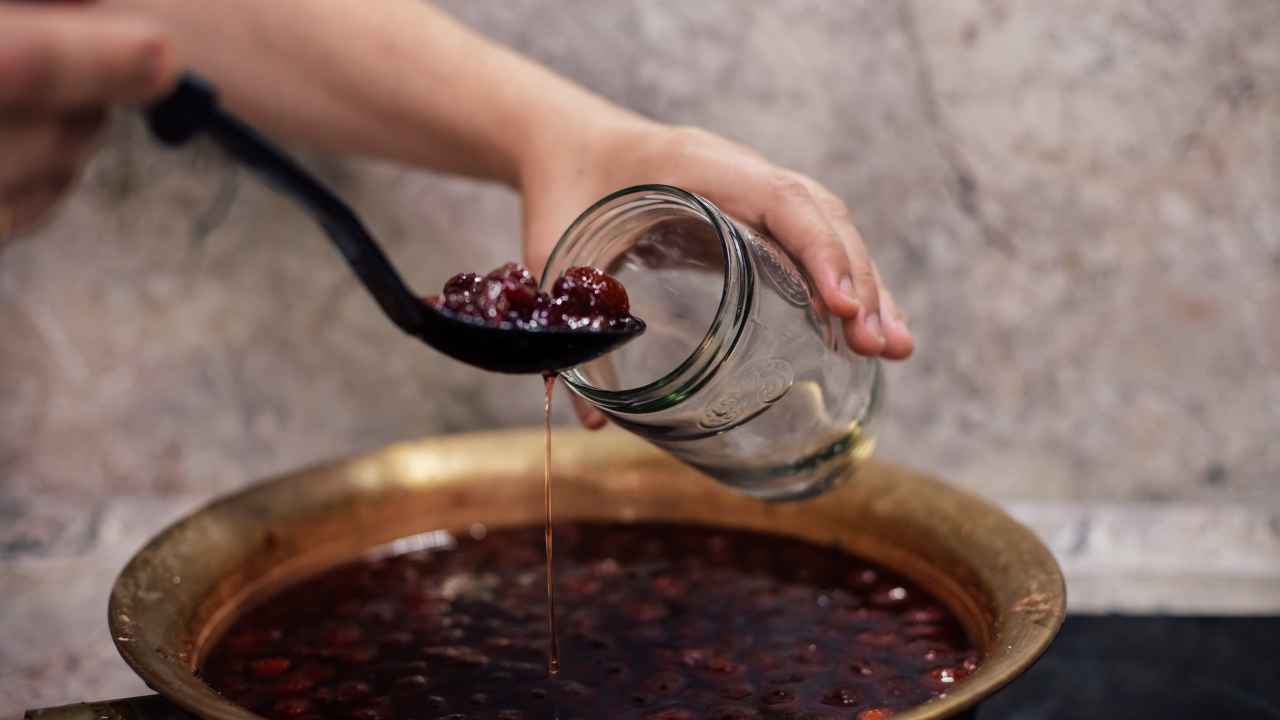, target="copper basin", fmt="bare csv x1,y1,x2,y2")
26,427,1064,720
